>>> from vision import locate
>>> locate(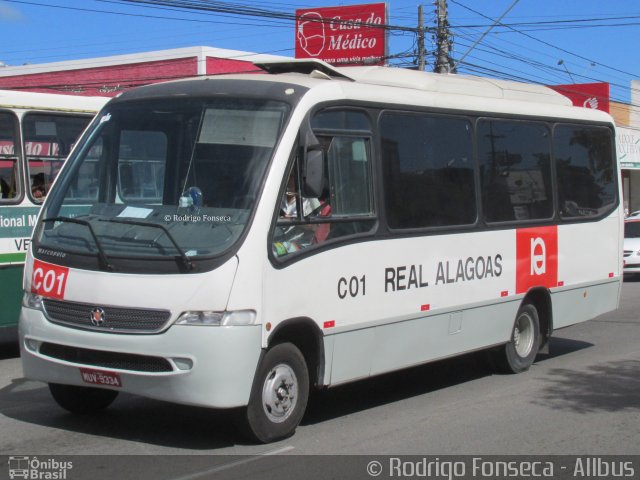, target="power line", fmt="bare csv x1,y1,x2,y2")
111,0,422,33
3,0,638,111
452,19,640,103
449,0,640,80
3,0,289,26
454,0,519,70
453,14,640,29
452,23,636,101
